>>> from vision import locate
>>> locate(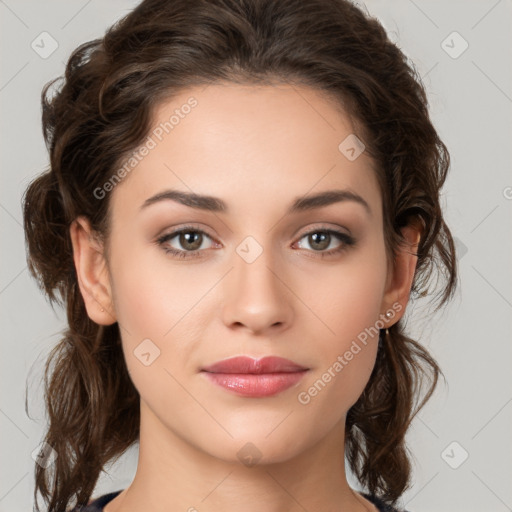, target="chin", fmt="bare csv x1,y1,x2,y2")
201,431,308,468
